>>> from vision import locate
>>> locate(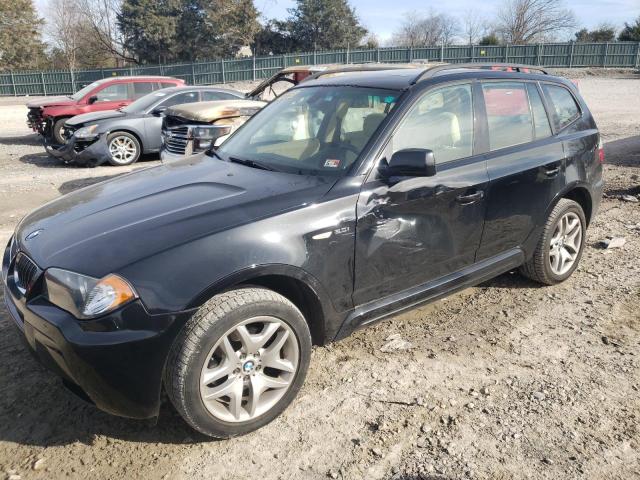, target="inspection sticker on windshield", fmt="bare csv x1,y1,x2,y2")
324,159,341,168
